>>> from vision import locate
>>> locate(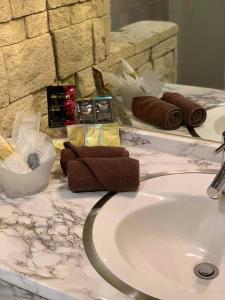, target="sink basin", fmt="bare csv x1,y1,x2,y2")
194,106,225,142
91,173,225,300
